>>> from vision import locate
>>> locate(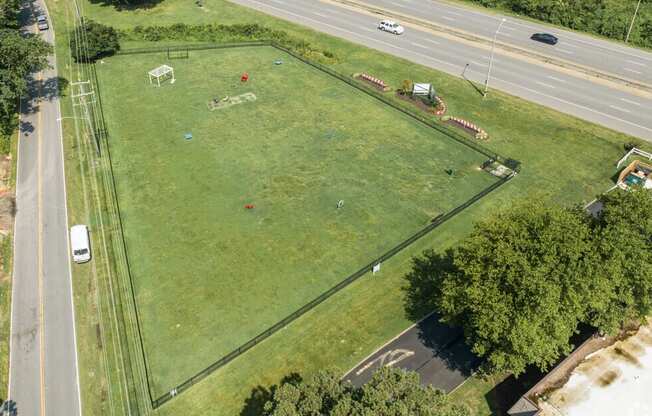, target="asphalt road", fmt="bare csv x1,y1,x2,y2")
358,0,652,87
343,313,478,392
229,0,652,141
7,0,81,415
